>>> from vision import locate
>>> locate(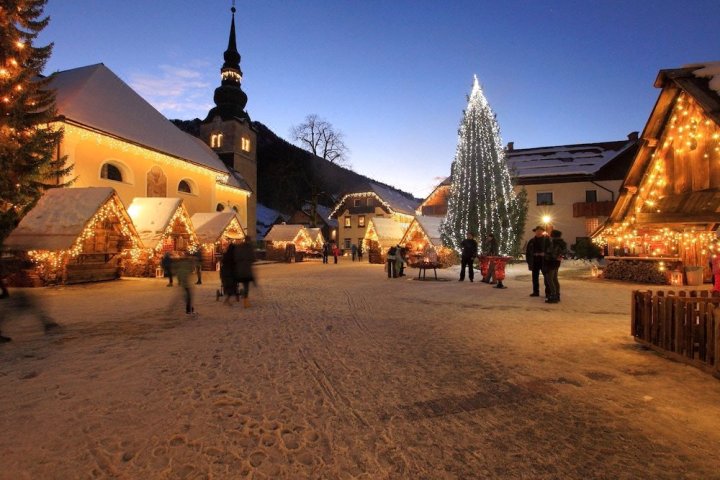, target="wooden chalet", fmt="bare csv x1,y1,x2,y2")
3,187,141,285
263,224,313,261
306,228,326,251
594,62,720,284
330,182,419,254
191,212,245,270
362,217,410,264
399,216,457,267
126,197,198,276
